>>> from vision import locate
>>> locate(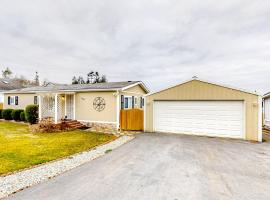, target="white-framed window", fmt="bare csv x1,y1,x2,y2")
8,96,18,105
124,96,132,109
10,96,15,105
